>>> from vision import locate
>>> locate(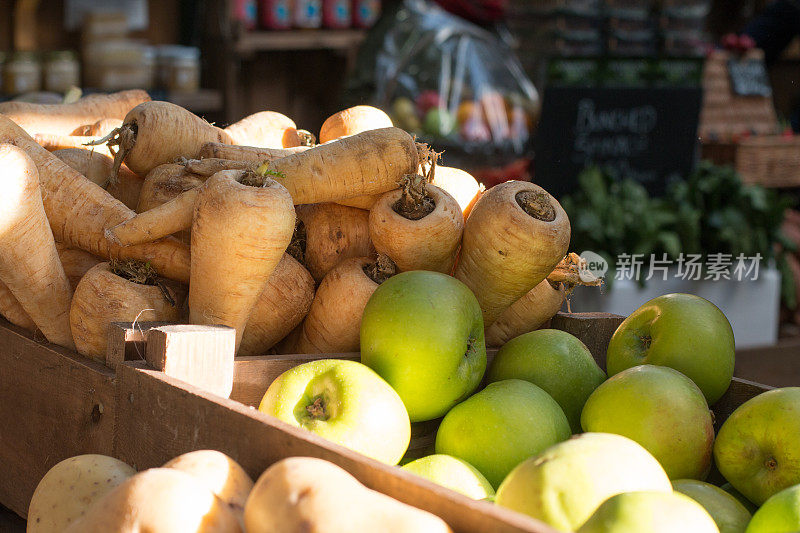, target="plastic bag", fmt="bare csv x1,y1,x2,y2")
346,0,540,184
